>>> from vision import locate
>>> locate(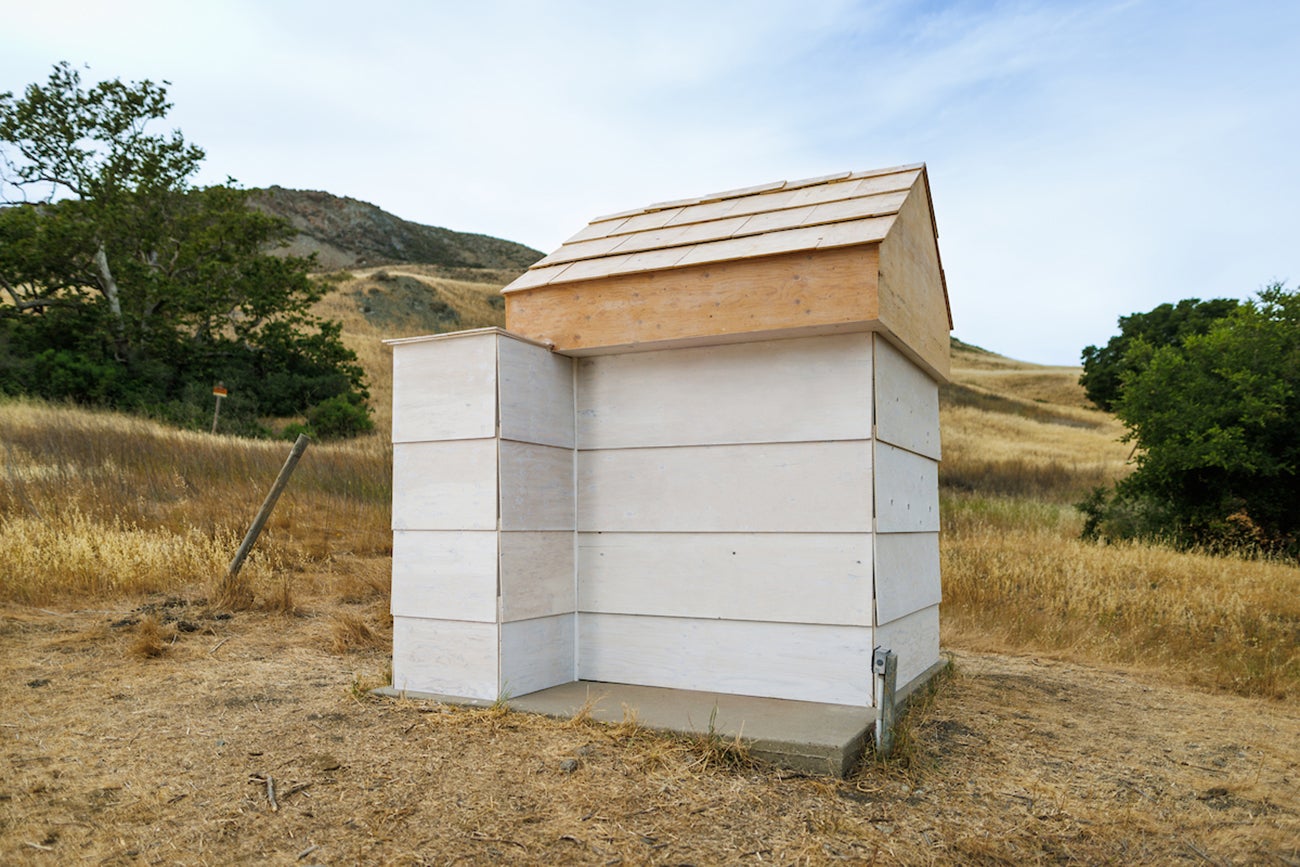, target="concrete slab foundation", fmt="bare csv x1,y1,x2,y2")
375,680,875,777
